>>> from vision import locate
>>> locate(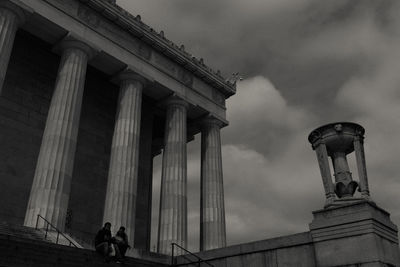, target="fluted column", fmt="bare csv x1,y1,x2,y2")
0,2,25,94
315,142,336,206
200,117,226,251
157,96,188,255
103,71,145,245
354,135,370,199
24,38,94,230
